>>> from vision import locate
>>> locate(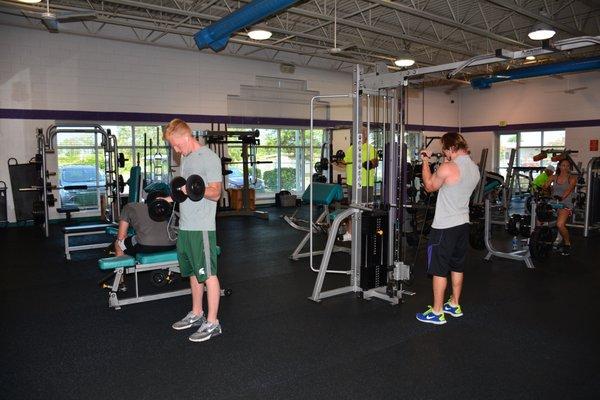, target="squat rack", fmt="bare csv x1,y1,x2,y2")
40,124,121,236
